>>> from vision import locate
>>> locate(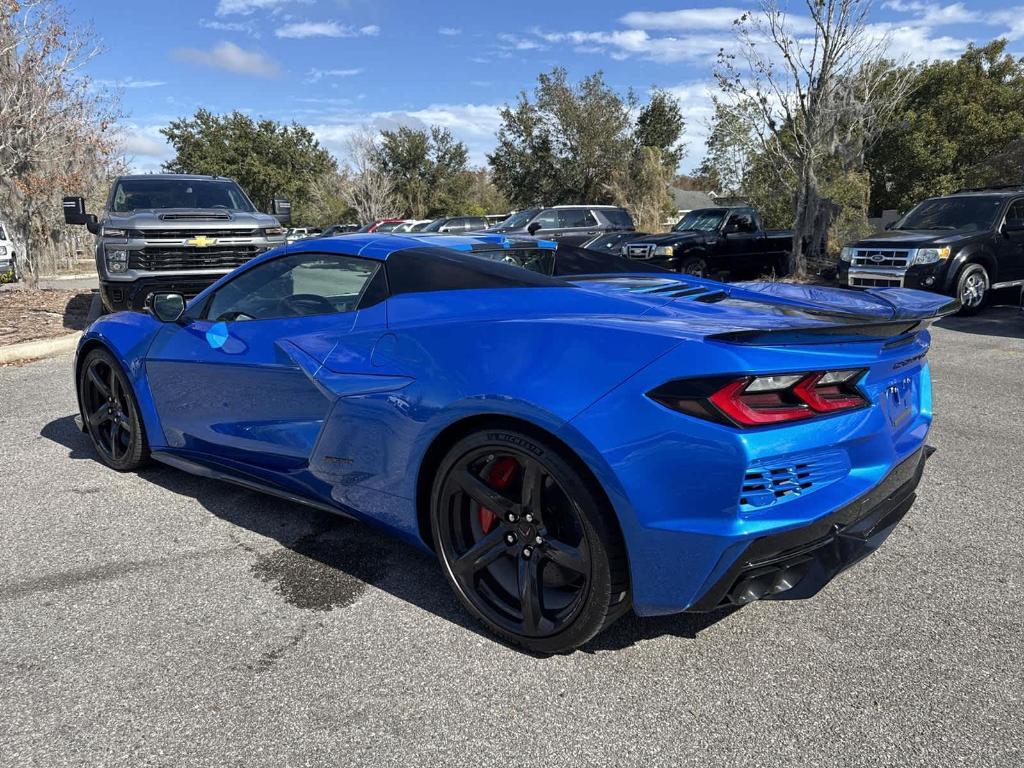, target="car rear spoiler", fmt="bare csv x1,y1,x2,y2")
709,298,961,346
